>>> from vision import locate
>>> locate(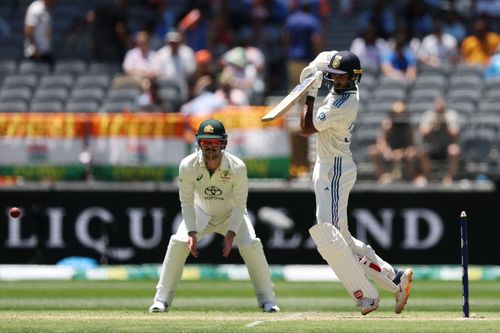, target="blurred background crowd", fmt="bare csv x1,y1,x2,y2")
0,0,500,185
